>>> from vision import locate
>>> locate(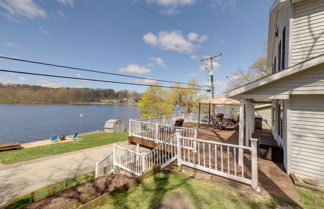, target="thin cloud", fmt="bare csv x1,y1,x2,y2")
148,57,167,69
38,25,49,35
0,0,47,19
135,78,158,85
143,30,207,54
189,73,199,77
200,61,221,71
160,8,181,15
147,0,196,7
118,64,151,74
36,80,66,88
4,42,22,51
211,0,237,13
57,0,74,7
